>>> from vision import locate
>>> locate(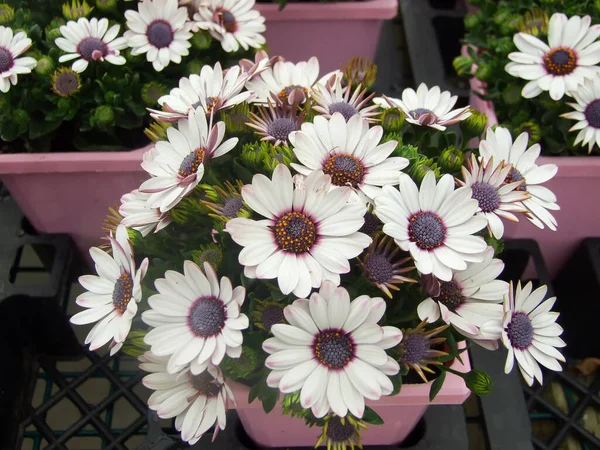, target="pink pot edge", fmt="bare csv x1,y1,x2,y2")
228,348,472,410
461,44,600,177
256,0,398,20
